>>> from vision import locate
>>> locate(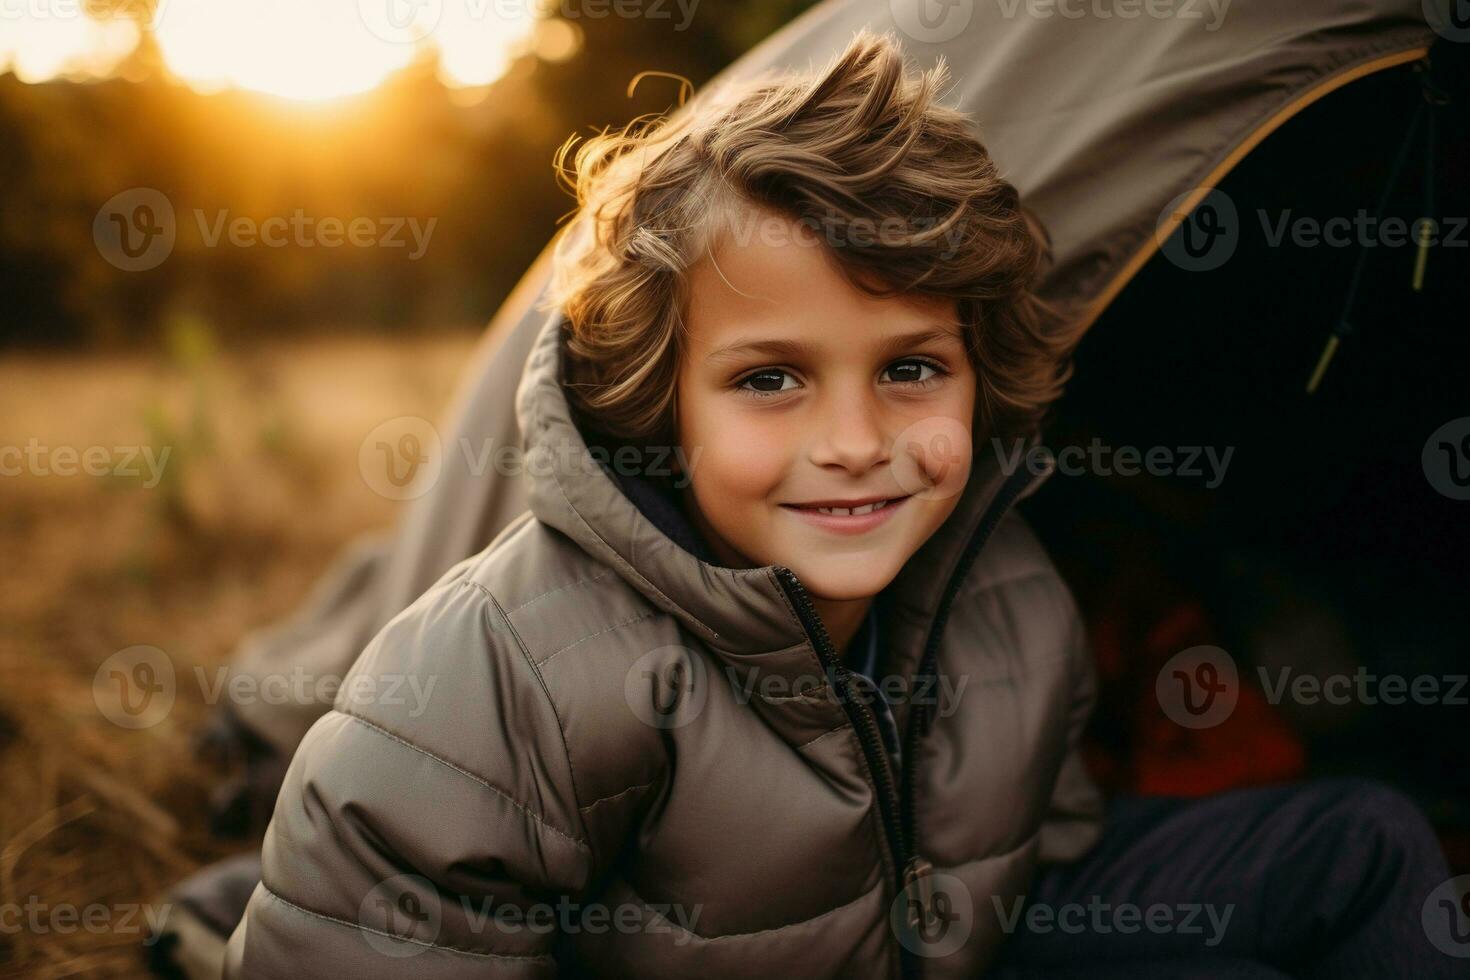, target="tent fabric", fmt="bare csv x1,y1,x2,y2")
227,0,1439,756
